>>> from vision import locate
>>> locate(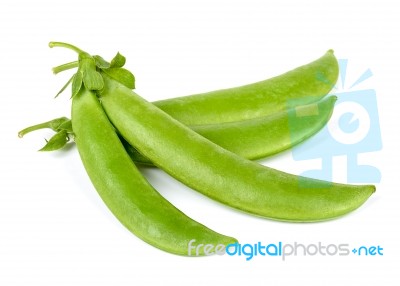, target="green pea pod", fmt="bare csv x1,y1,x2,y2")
124,96,337,166
19,95,336,163
49,42,374,222
51,50,338,126
50,49,338,163
153,50,338,125
99,73,374,222
72,87,237,256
